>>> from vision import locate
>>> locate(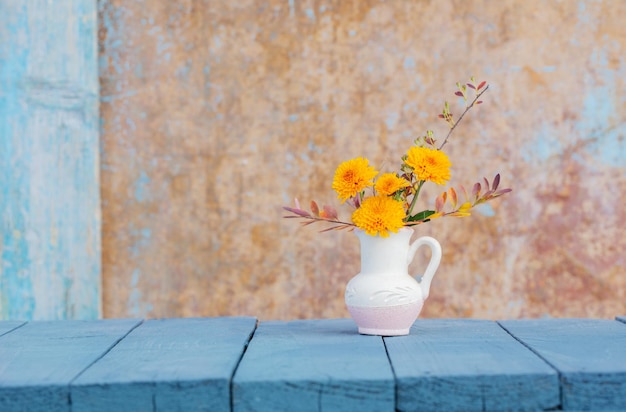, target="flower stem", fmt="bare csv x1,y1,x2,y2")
406,180,425,218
